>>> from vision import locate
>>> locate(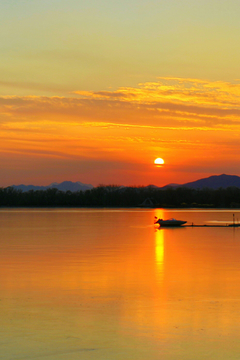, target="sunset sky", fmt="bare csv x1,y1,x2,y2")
1,0,240,187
